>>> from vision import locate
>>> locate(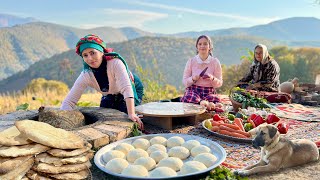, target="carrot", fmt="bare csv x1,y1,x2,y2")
219,125,251,137
233,118,245,132
219,130,248,139
248,119,256,128
211,121,224,127
211,126,219,132
220,123,240,130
